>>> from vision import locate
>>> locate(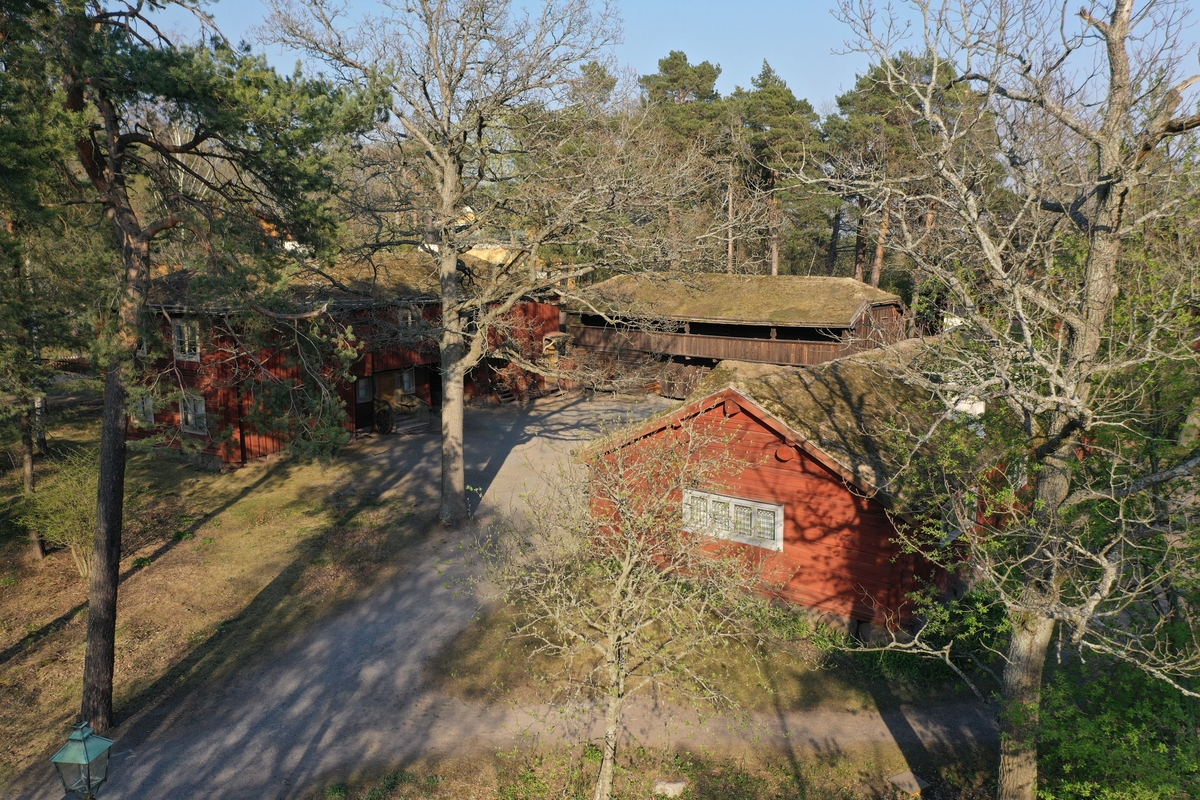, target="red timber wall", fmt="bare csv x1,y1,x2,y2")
127,323,292,466
131,300,562,462
624,390,928,626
